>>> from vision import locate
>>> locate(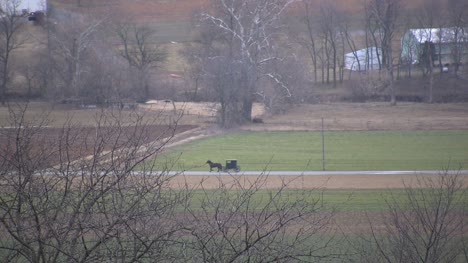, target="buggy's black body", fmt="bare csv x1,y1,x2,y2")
224,159,240,172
